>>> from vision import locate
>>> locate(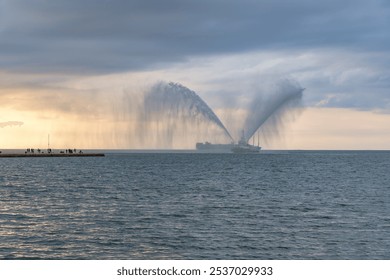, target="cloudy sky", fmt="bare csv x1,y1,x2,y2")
1,0,389,149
